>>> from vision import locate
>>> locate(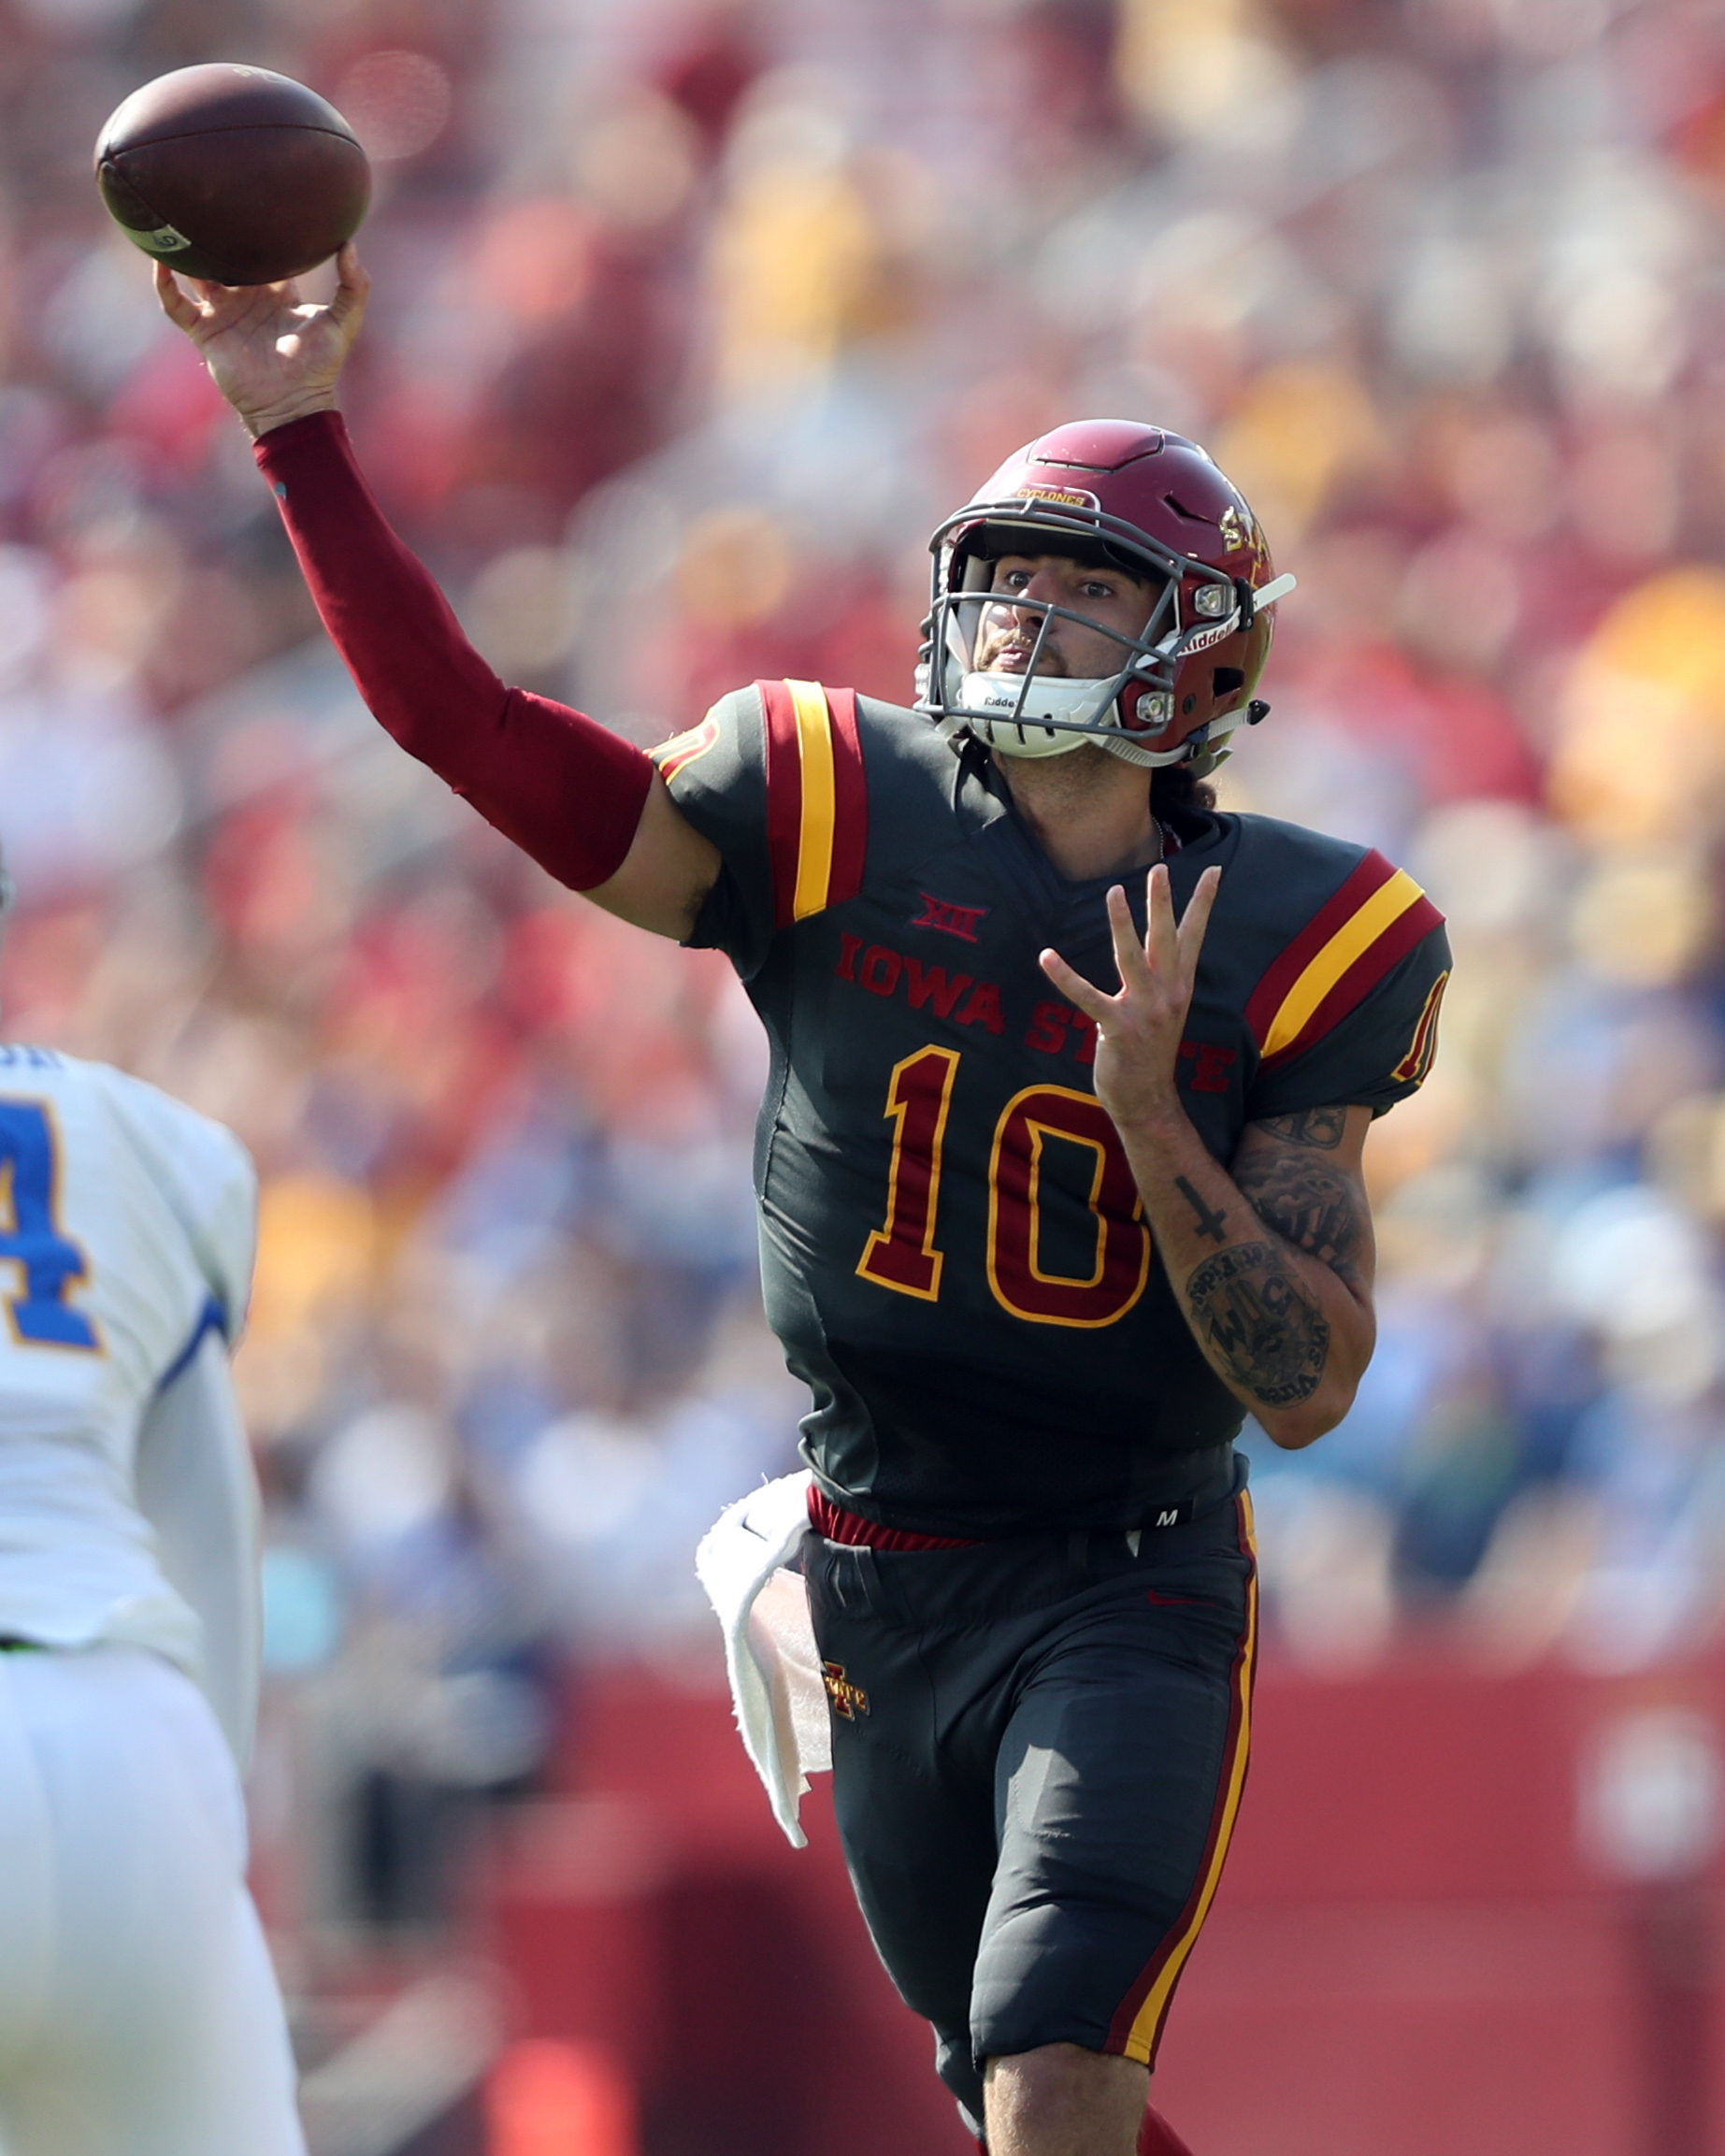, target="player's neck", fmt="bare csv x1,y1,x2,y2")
994,745,1162,883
